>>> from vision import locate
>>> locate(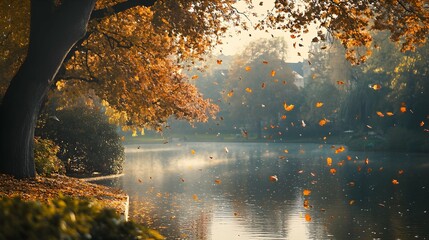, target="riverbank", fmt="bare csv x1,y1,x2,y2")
0,174,128,218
